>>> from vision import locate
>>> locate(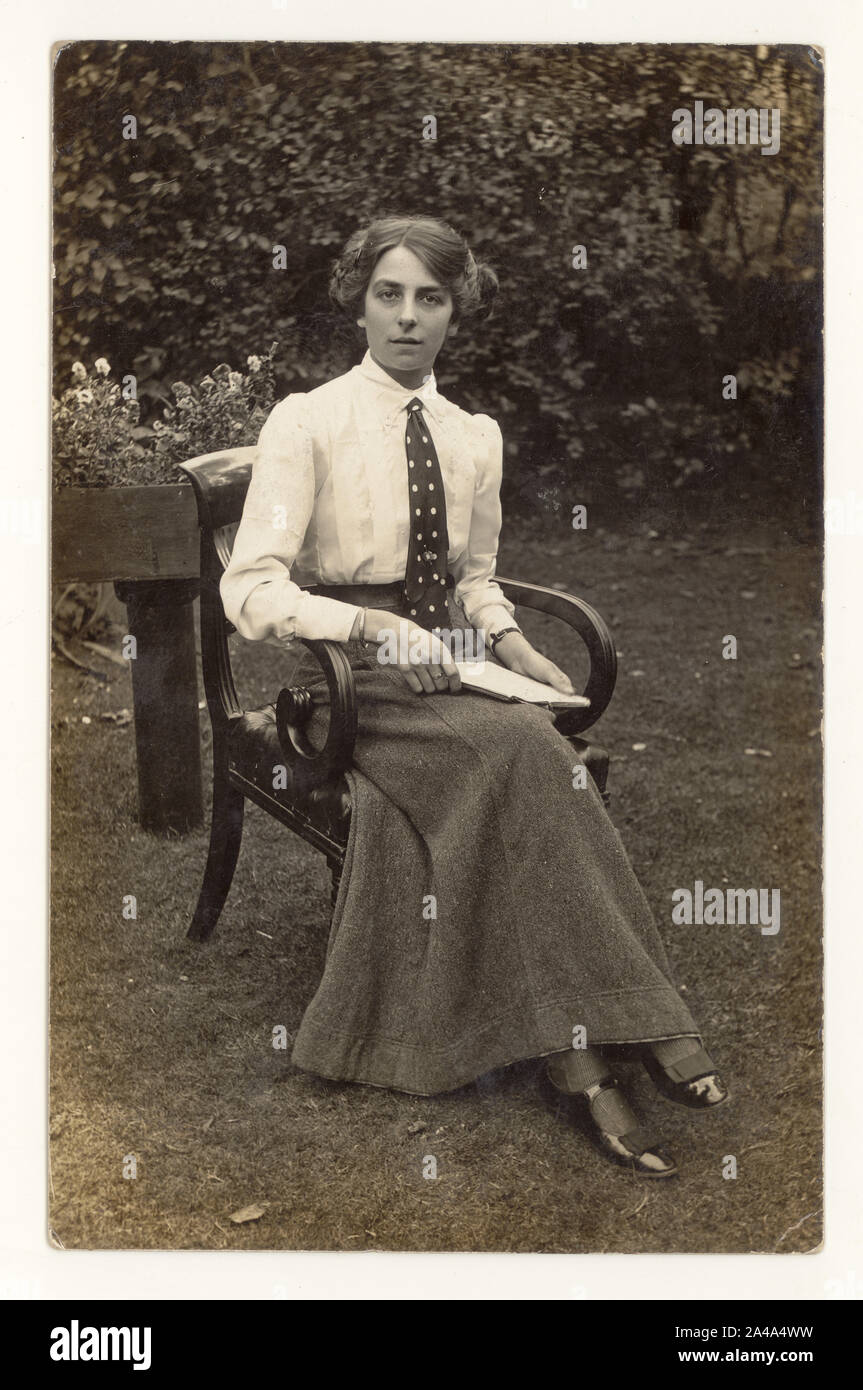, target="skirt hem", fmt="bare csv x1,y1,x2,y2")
291,992,702,1097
